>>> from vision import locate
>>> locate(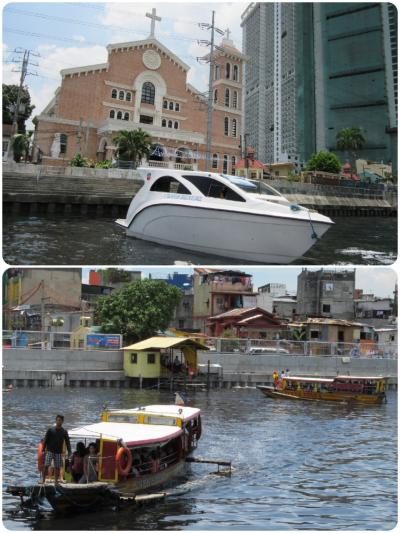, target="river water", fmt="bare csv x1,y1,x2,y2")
2,215,397,265
3,388,397,530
